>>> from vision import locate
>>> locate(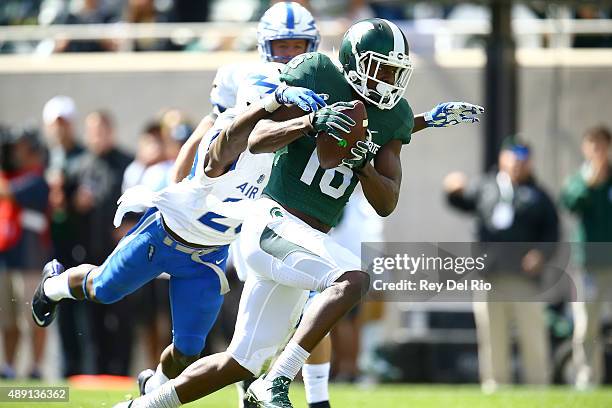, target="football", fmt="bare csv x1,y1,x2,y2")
316,100,368,170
